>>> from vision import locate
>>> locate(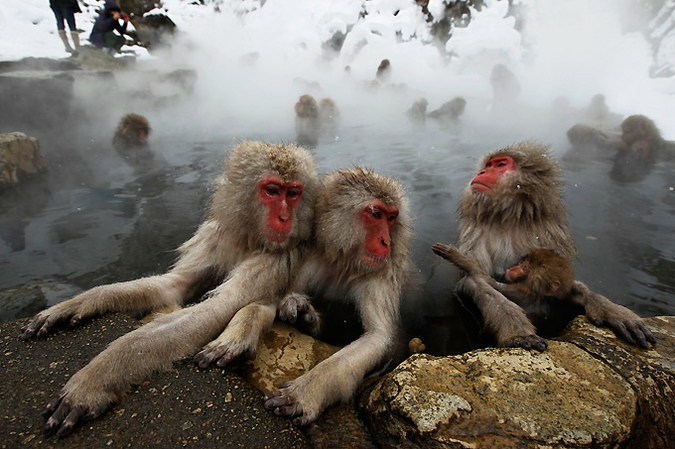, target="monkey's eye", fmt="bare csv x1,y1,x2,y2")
287,189,300,198
371,209,383,219
265,185,281,196
521,264,530,273
387,213,398,222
